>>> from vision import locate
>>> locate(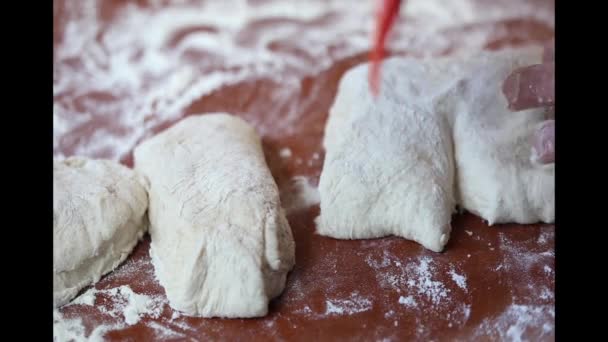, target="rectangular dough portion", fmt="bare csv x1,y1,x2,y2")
316,60,457,252
134,113,295,318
